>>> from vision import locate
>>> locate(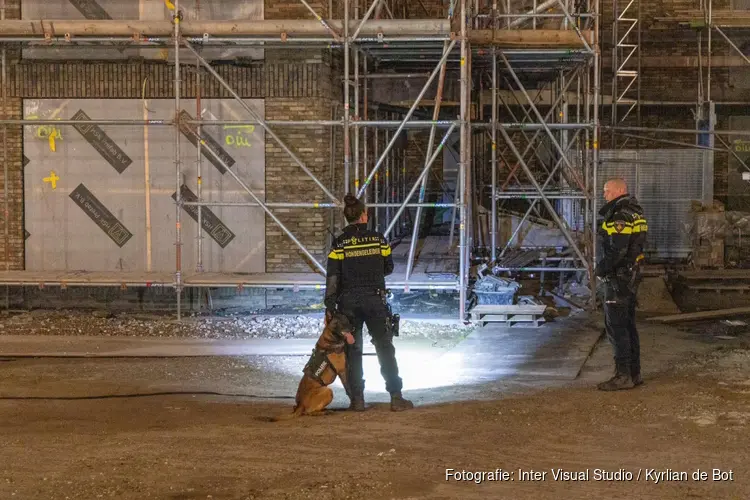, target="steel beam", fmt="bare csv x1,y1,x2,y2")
0,19,450,37
491,46,497,262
